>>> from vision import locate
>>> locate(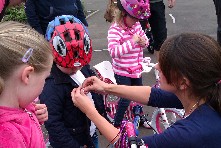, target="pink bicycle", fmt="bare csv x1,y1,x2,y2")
93,61,145,123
